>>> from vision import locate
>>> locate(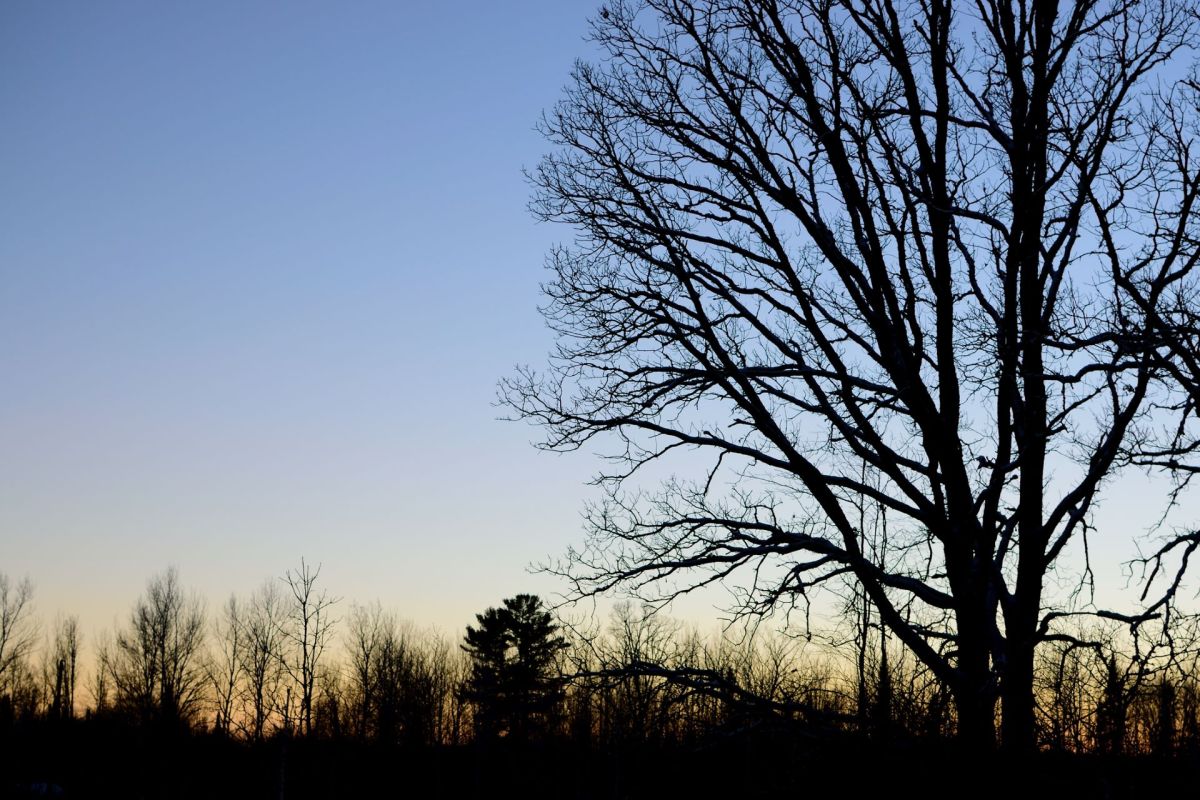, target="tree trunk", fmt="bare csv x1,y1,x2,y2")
953,598,996,752
955,683,996,752
1001,641,1036,752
